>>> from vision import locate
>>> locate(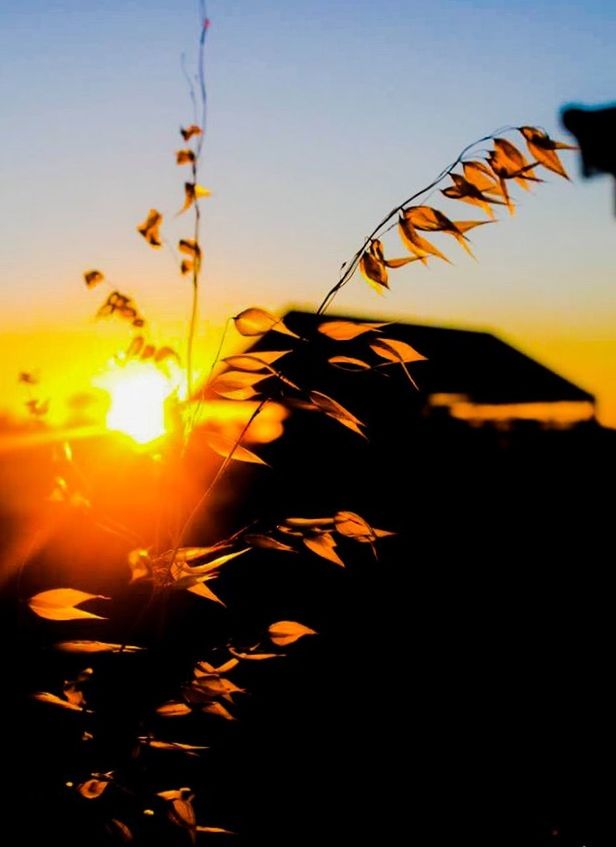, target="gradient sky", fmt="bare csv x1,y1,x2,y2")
1,0,615,425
